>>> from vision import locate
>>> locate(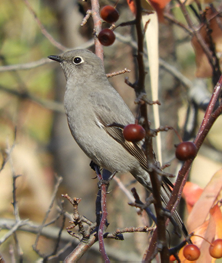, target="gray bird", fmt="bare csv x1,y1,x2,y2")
48,49,185,235
48,49,153,188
